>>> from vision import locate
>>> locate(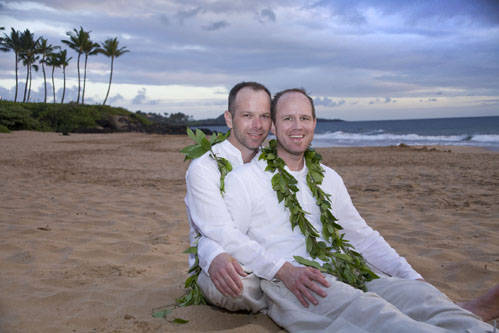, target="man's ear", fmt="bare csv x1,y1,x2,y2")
224,110,233,129
270,121,276,136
